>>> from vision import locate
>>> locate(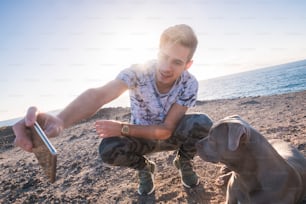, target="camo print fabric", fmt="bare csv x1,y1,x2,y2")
99,114,213,170
116,60,198,125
